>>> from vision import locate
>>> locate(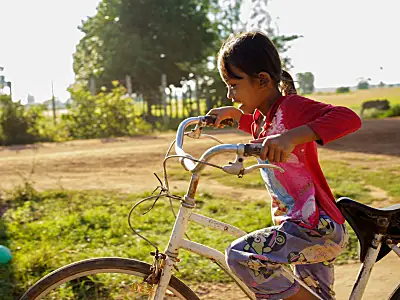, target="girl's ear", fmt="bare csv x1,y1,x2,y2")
258,72,272,89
